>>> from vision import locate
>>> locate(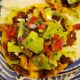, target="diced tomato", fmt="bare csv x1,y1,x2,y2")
25,21,30,27
29,16,37,23
44,45,50,53
25,16,37,27
38,24,46,30
51,37,63,51
73,23,80,30
44,41,52,57
4,26,16,40
44,46,52,57
4,26,11,32
52,34,59,41
57,37,63,49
